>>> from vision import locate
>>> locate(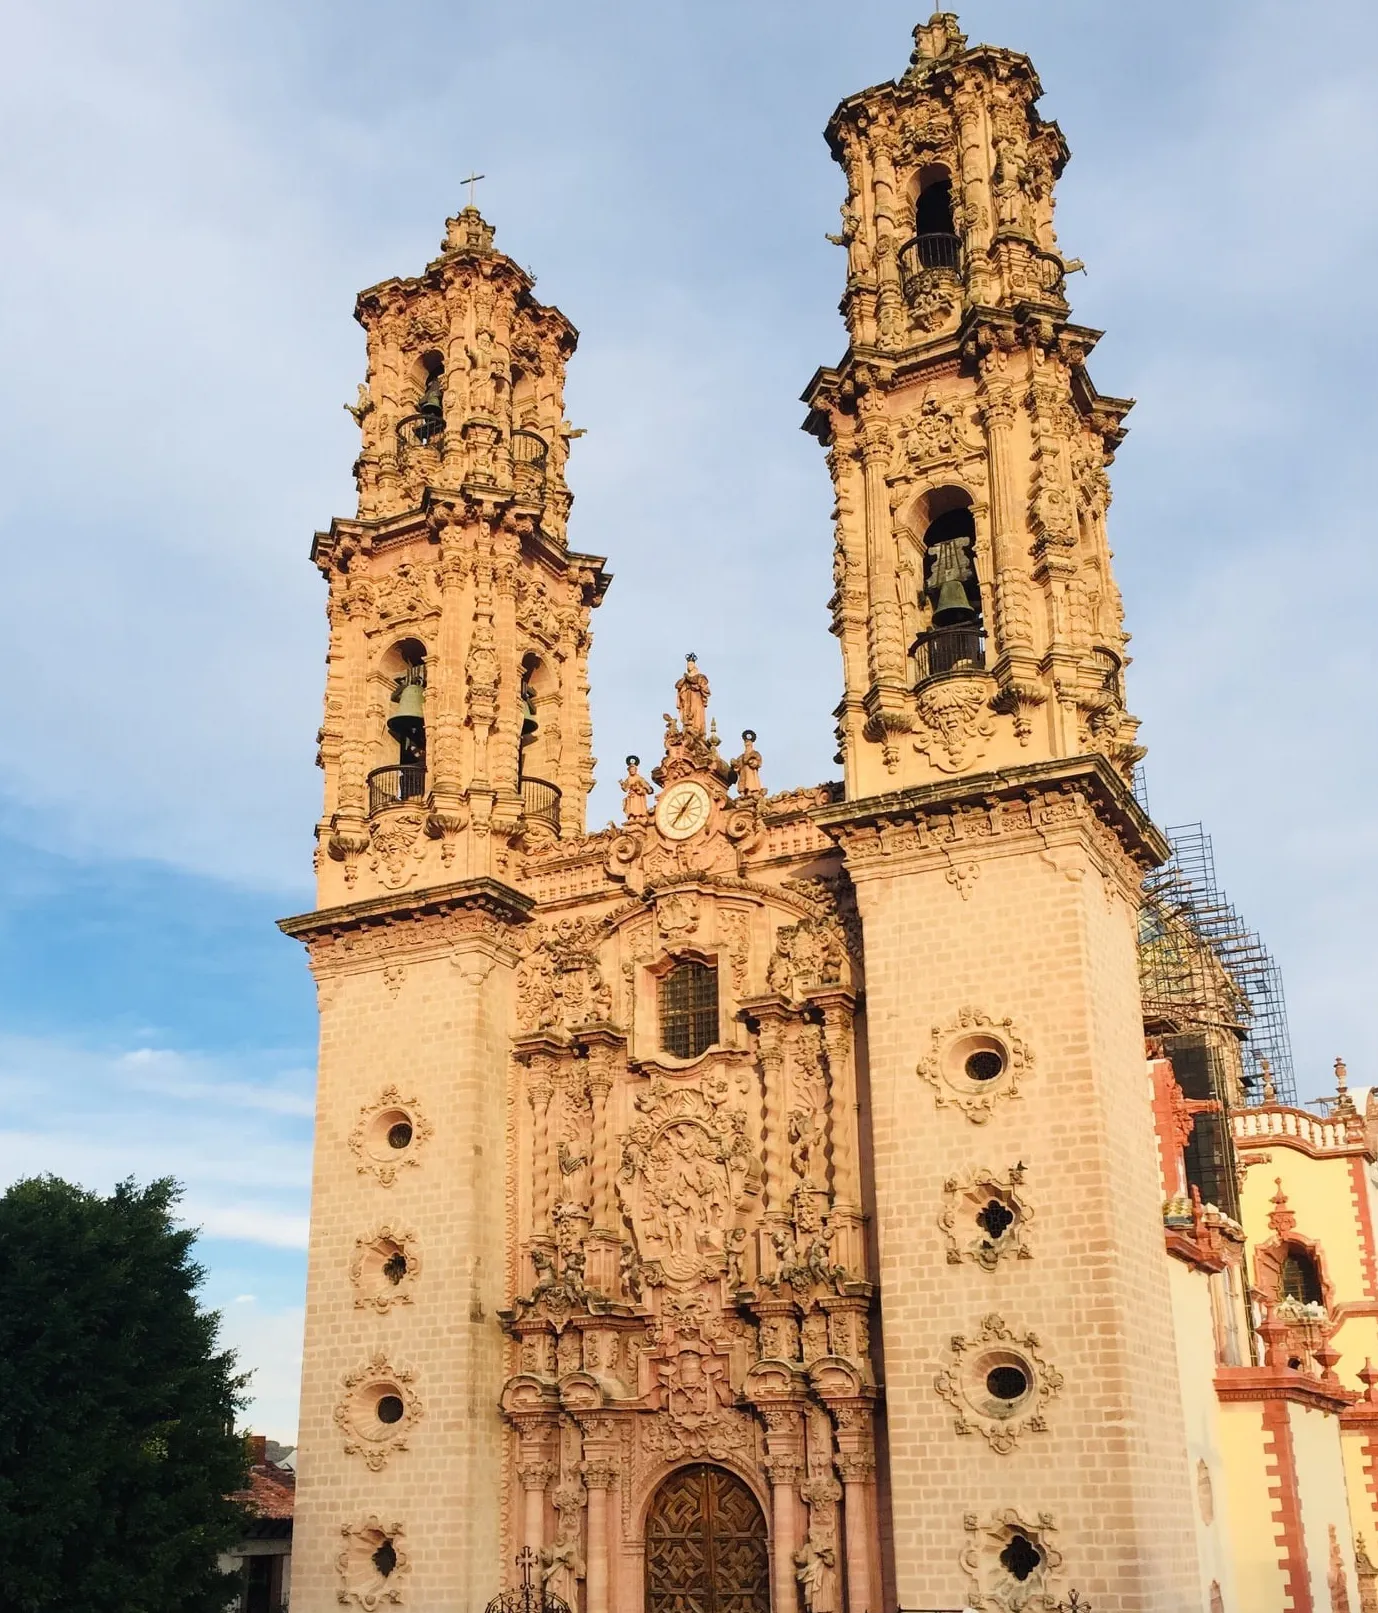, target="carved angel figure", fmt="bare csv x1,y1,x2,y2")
540,1515,586,1601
